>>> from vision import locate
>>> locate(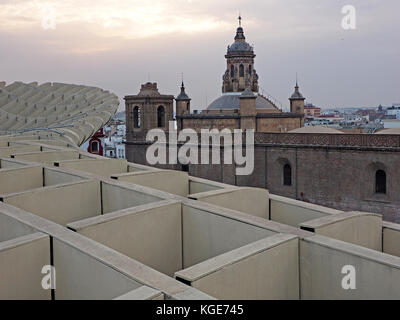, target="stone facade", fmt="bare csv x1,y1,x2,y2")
124,82,174,141
126,132,400,223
